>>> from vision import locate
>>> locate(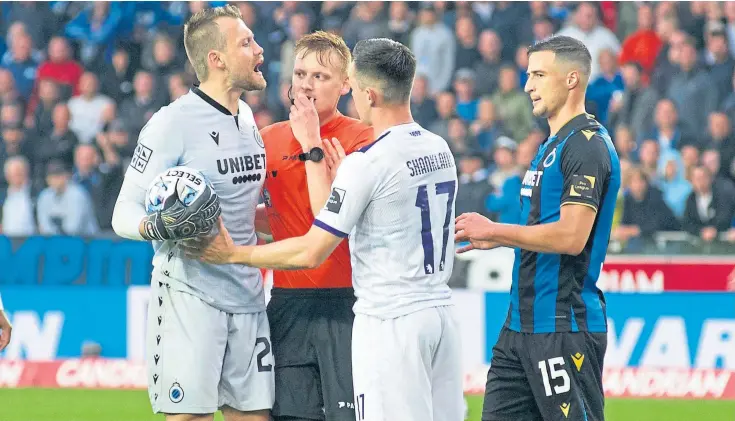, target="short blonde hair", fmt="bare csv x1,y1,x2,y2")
294,31,351,75
183,5,242,82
